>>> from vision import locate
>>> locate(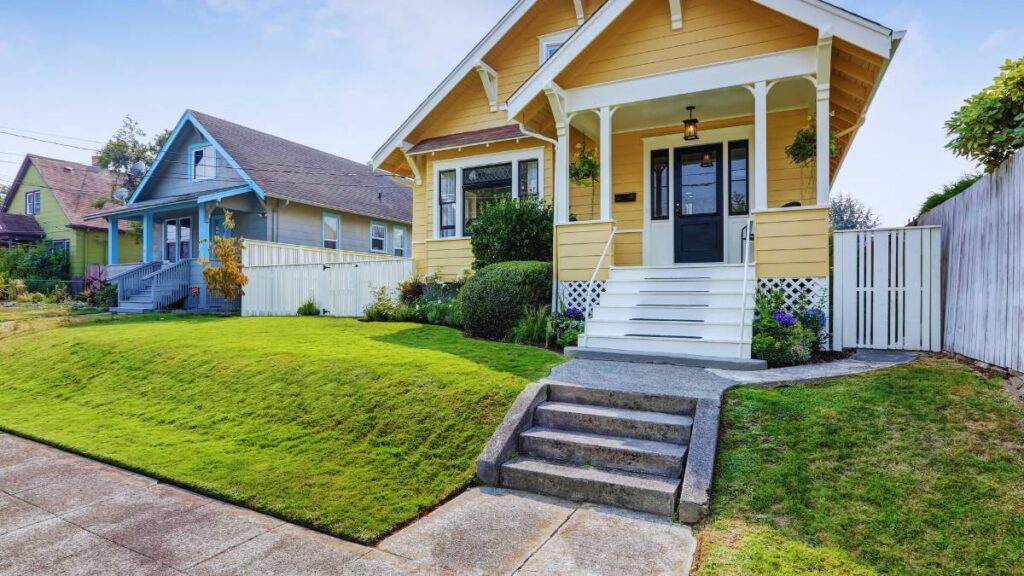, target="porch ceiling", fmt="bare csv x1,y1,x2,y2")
572,79,813,136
